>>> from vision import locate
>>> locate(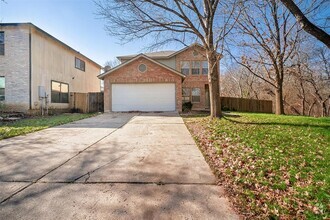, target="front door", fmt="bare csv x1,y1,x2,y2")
205,84,210,109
